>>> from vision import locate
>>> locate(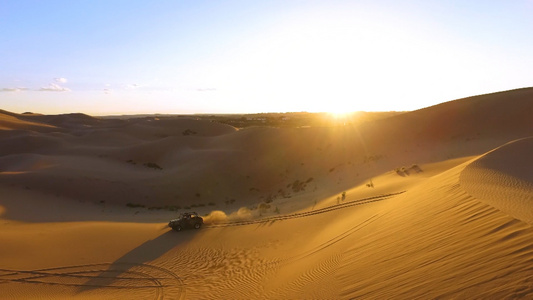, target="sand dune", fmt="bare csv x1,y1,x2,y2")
461,137,533,223
0,112,56,132
1,88,533,298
